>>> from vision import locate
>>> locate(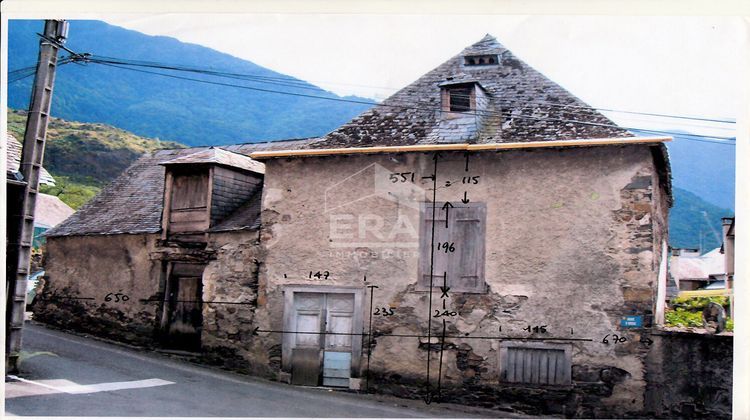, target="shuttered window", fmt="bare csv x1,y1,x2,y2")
499,343,572,386
449,88,472,112
418,202,486,293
